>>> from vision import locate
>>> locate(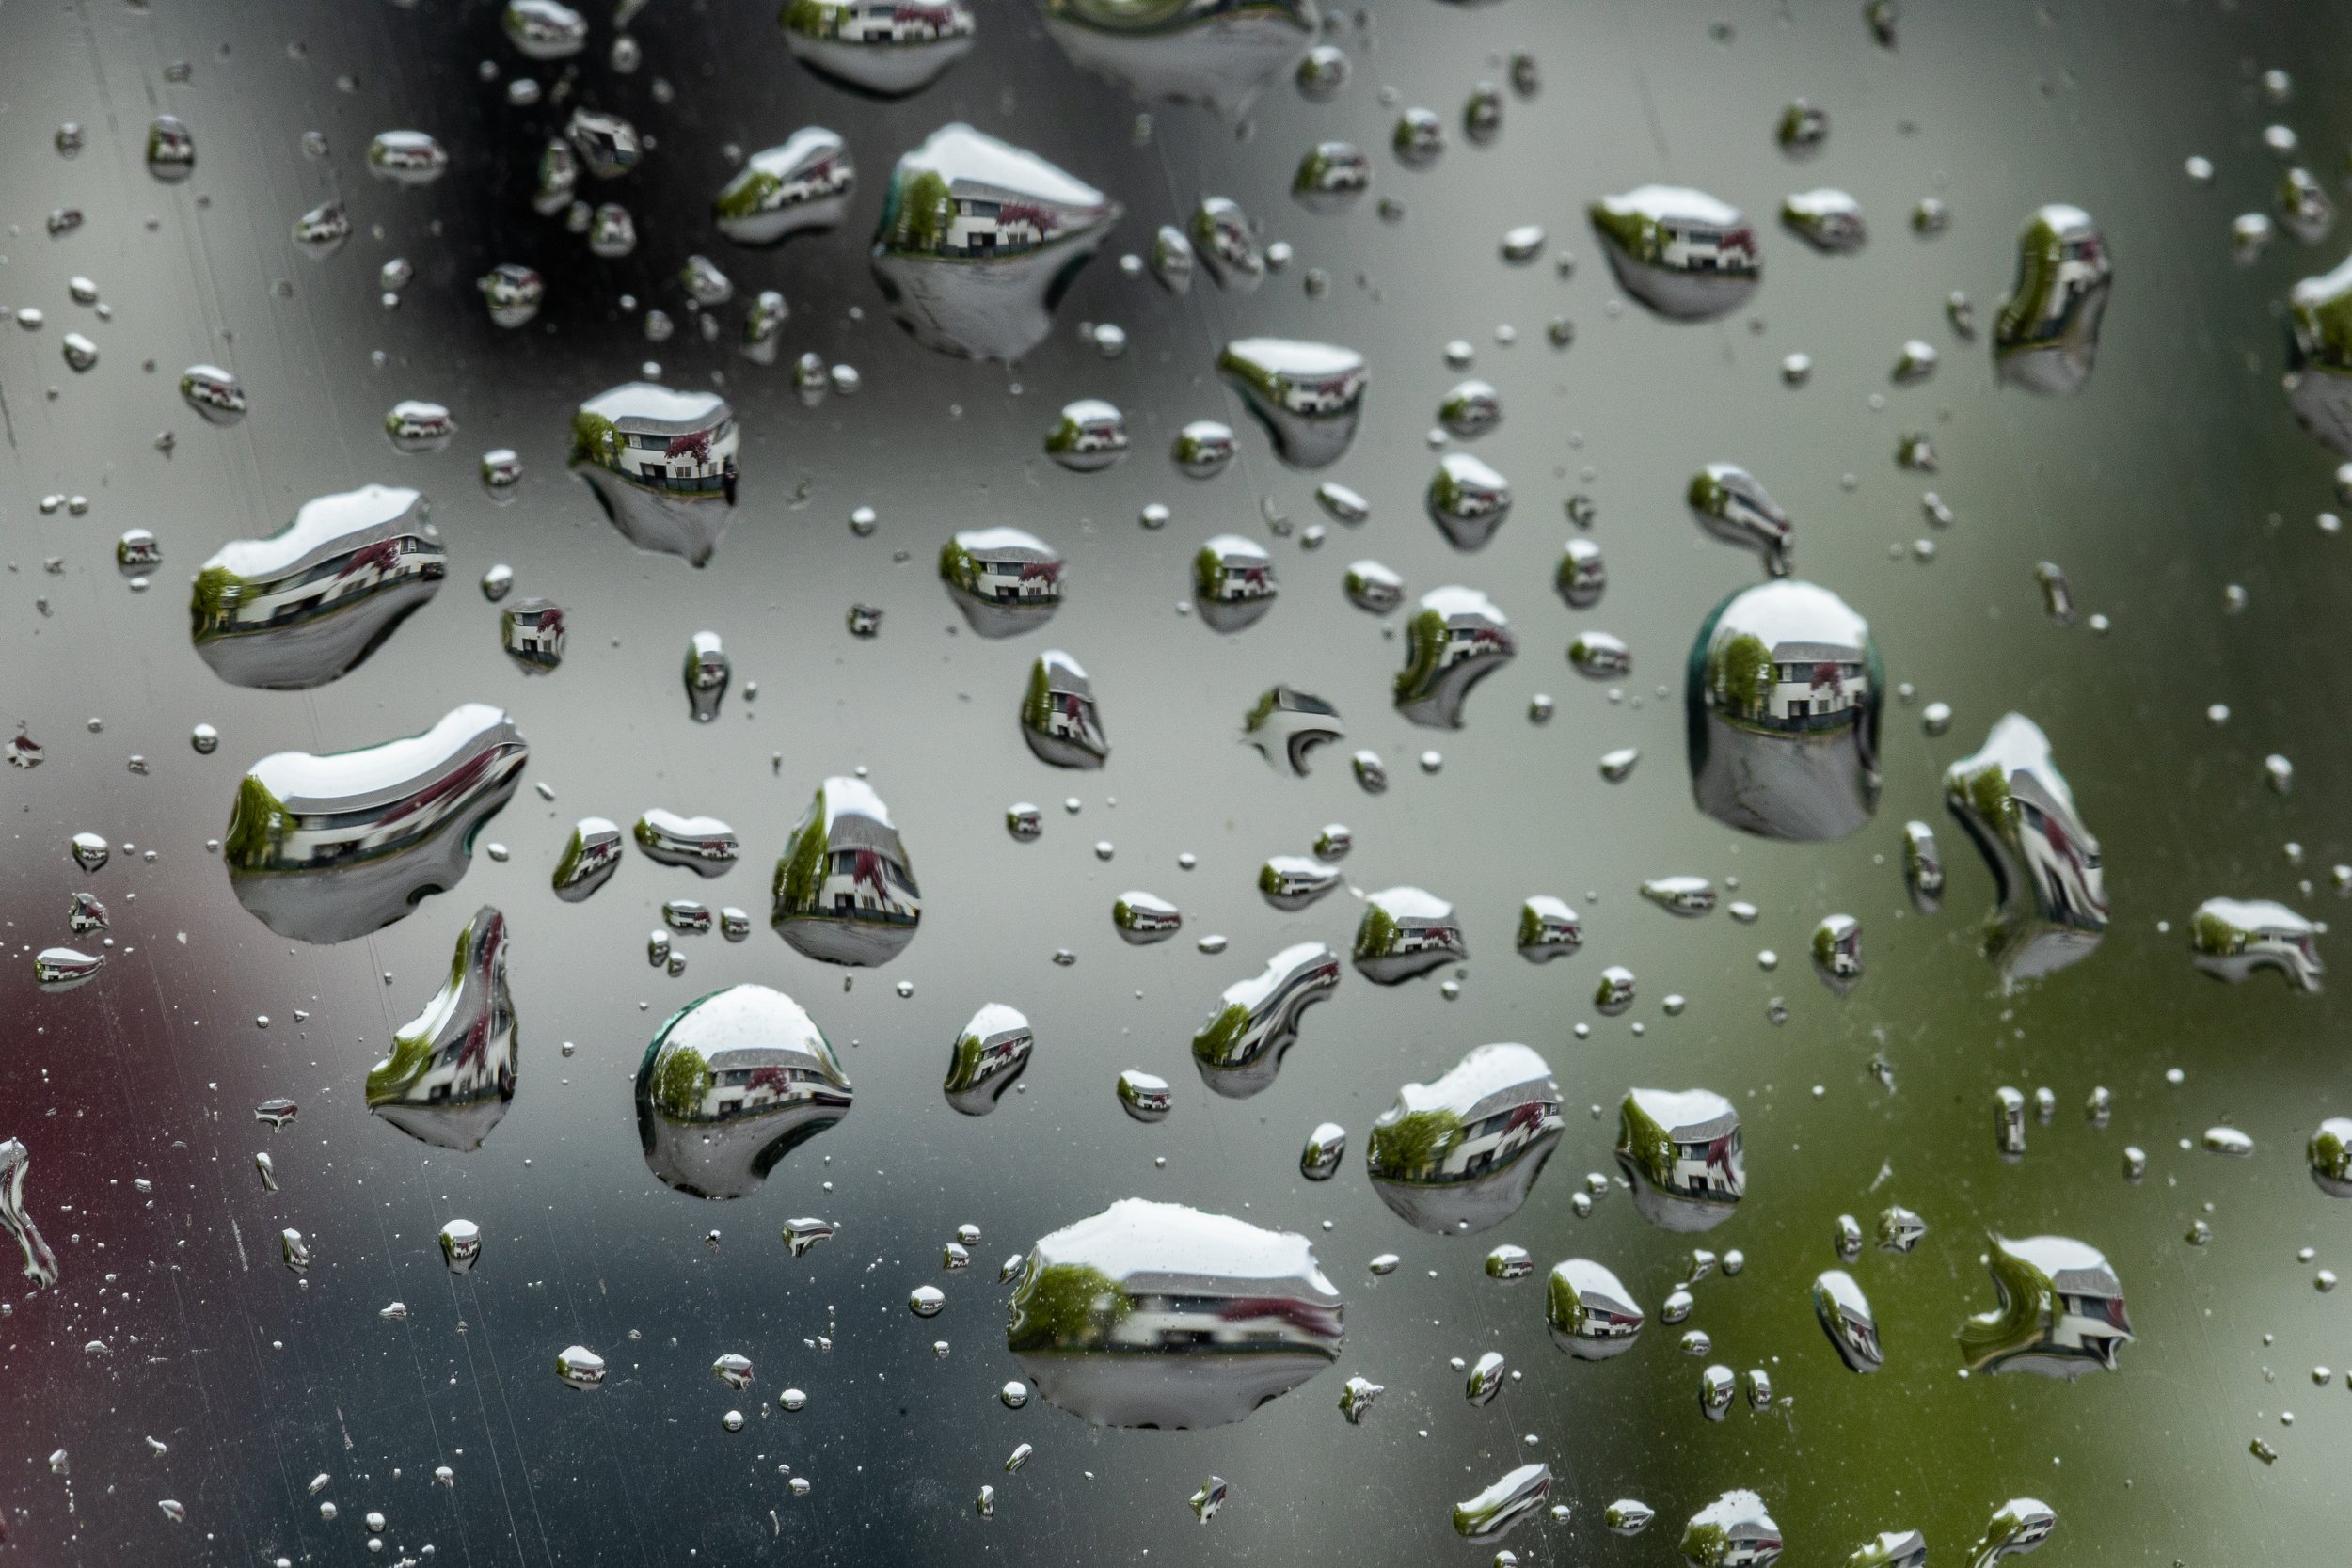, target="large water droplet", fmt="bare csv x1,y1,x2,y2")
1689,579,1882,841
1046,398,1130,471
1682,1490,1783,1568
1191,196,1264,291
1368,1043,1561,1233
1352,886,1466,984
224,705,525,943
1241,686,1342,773
192,485,443,689
636,985,852,1198
634,809,740,876
1957,1235,2130,1377
1006,1198,1343,1427
570,382,740,566
1965,1500,2056,1568
1617,1088,1743,1232
1217,338,1368,468
1546,1258,1642,1358
1591,186,1761,321
0,1140,60,1288
1191,942,1342,1099
505,0,588,58
1426,453,1512,549
2189,896,2321,990
1453,1464,1549,1543
1041,0,1313,119
872,124,1118,359
1394,586,1515,728
782,0,975,95
771,776,921,965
